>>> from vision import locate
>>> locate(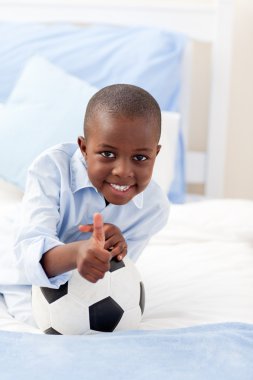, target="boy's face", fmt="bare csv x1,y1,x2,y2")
78,113,160,205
